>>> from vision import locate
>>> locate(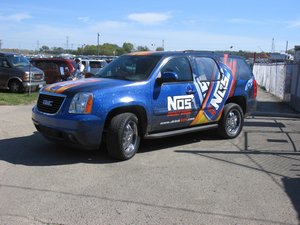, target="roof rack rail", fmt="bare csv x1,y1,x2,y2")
183,50,215,54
